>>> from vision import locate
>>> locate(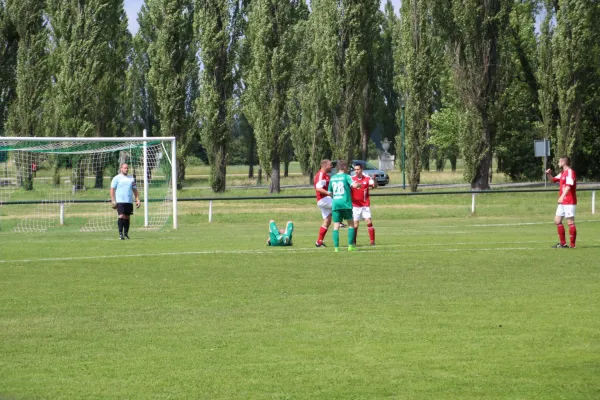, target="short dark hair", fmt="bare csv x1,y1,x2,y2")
560,156,571,166
337,159,347,171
